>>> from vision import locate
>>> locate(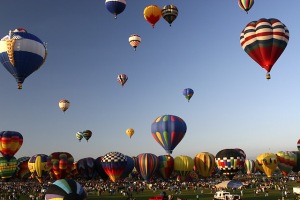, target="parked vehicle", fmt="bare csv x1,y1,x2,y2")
214,190,241,200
